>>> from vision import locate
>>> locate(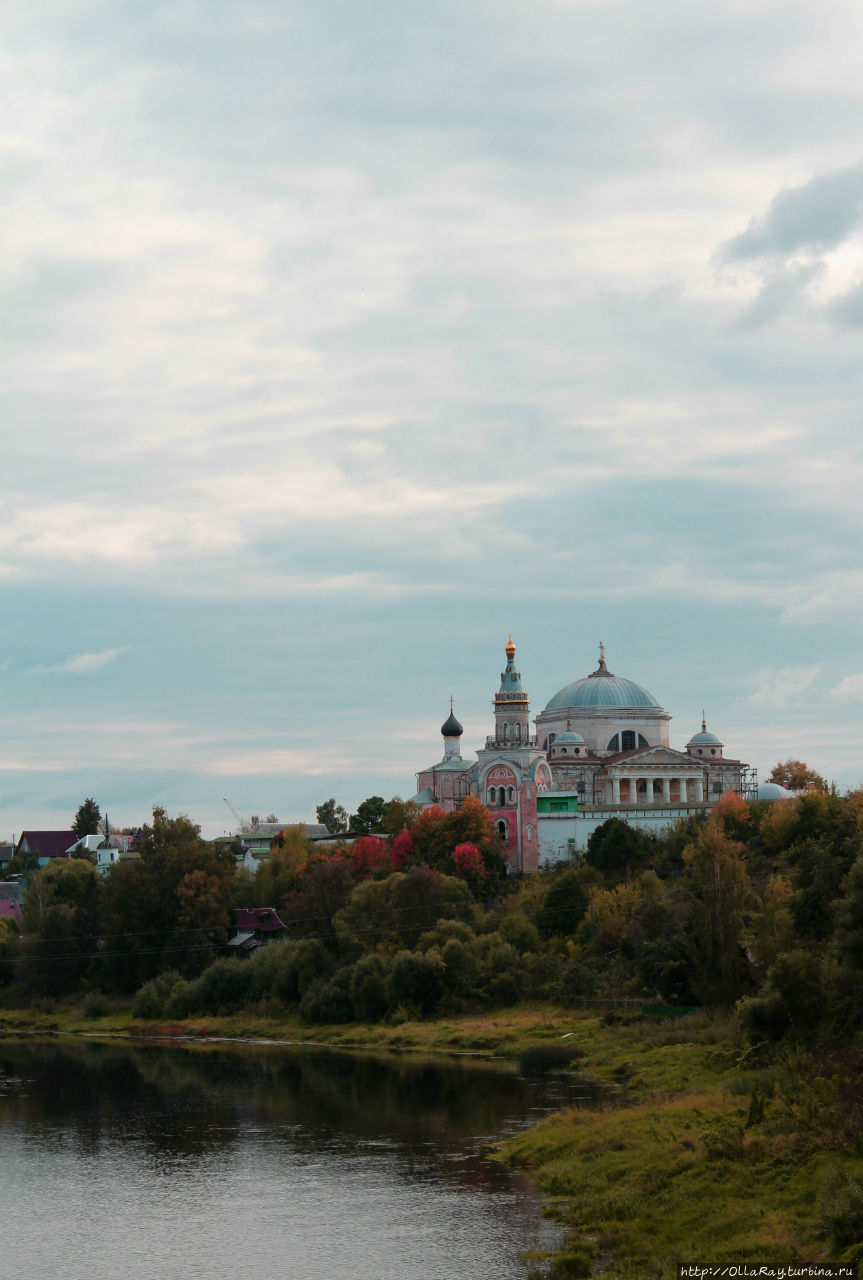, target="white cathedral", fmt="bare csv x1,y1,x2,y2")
412,639,754,873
